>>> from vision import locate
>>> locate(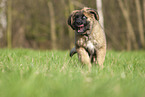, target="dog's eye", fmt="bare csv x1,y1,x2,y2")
82,16,87,19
